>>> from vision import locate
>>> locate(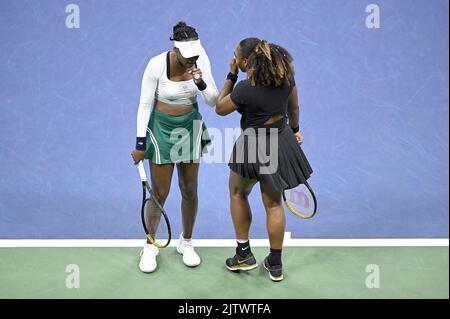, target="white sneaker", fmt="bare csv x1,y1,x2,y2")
139,243,159,273
177,233,201,267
